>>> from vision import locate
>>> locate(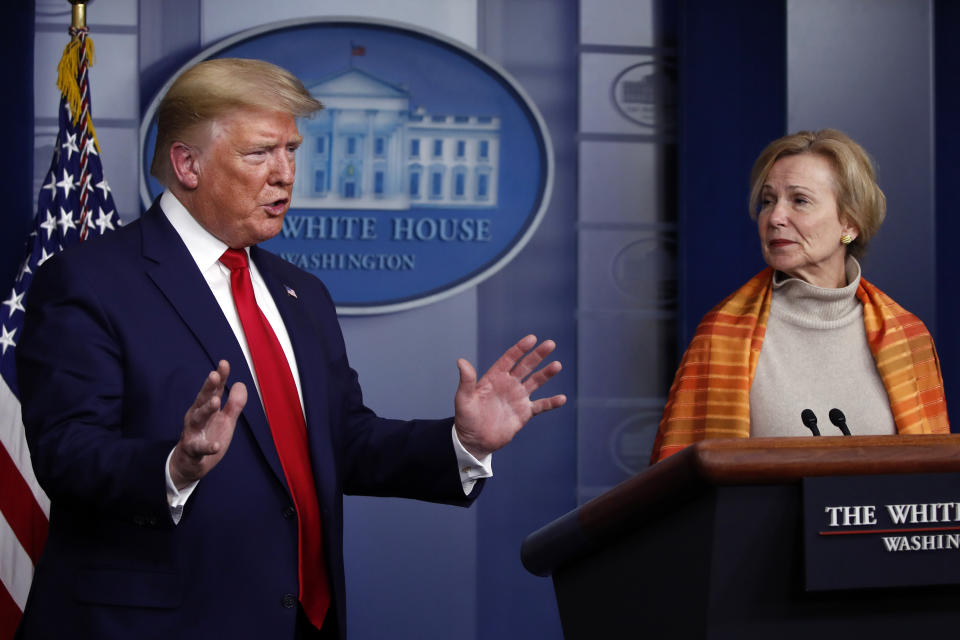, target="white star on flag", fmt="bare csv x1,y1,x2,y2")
16,259,32,283
94,207,116,234
2,291,25,319
96,178,111,198
37,247,54,267
0,325,16,355
42,174,57,196
83,136,98,157
61,132,79,160
58,207,77,235
56,169,76,198
39,210,57,239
